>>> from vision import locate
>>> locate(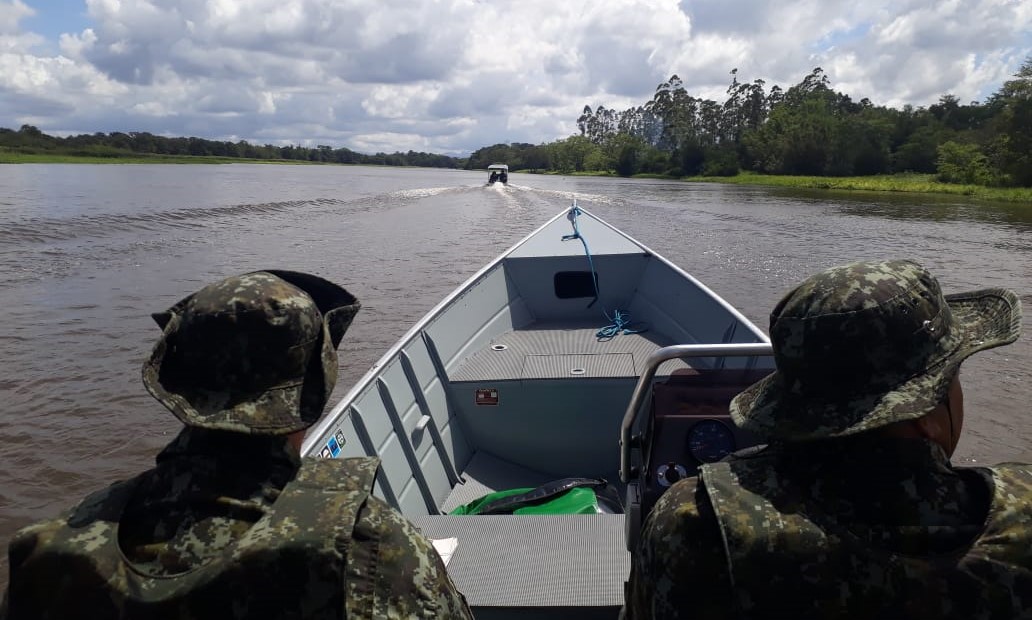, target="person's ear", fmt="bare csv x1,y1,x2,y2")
912,406,952,452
